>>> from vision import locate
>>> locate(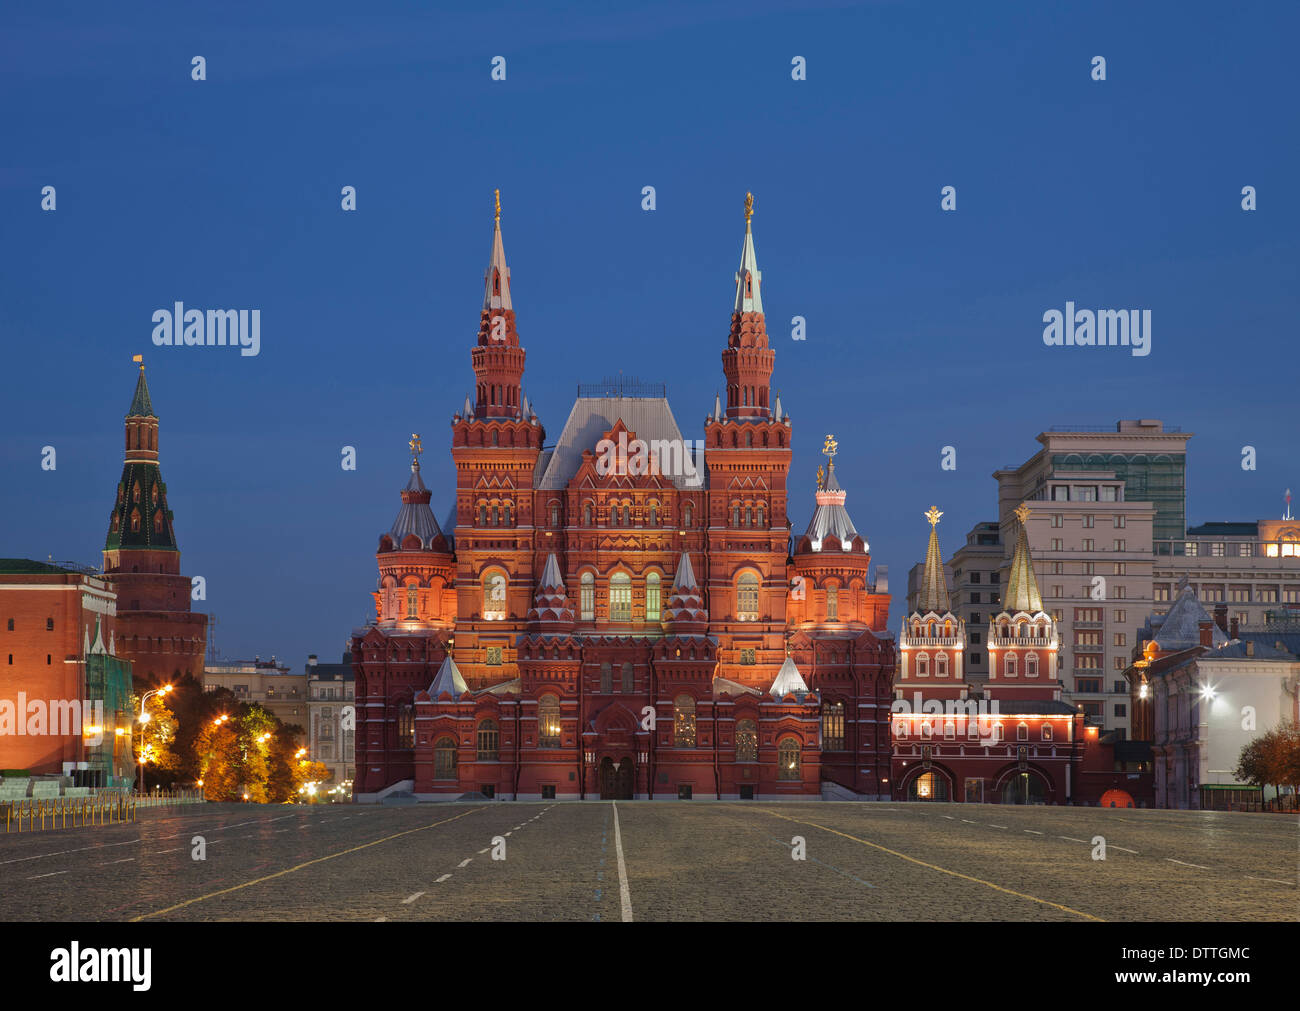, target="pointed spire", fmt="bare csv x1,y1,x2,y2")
1004,503,1044,613
385,435,444,551
770,655,809,699
917,506,951,614
663,551,708,633
428,654,469,699
734,192,763,314
527,552,574,630
90,615,106,655
713,392,722,421
484,188,512,312
464,394,473,418
83,624,91,656
774,390,783,422
127,364,155,418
